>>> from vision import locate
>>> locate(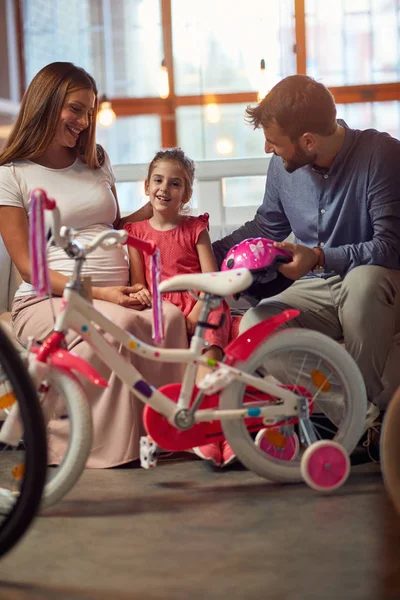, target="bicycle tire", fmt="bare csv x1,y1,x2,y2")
380,387,400,513
220,328,367,483
0,325,47,557
40,367,92,509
